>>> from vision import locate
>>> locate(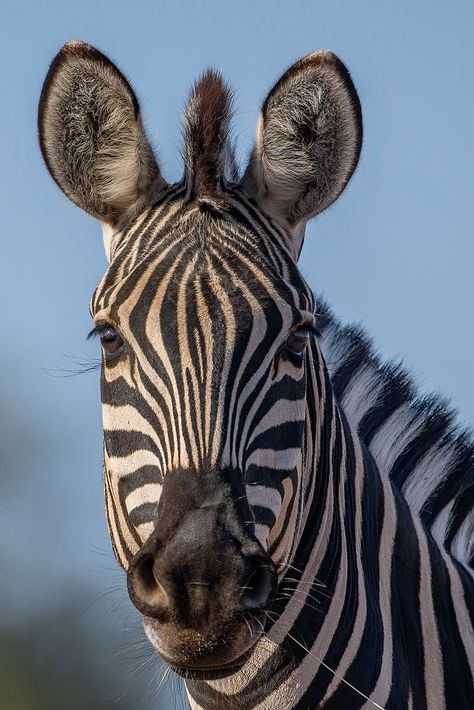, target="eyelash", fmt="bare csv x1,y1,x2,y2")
304,324,320,337
87,323,109,340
